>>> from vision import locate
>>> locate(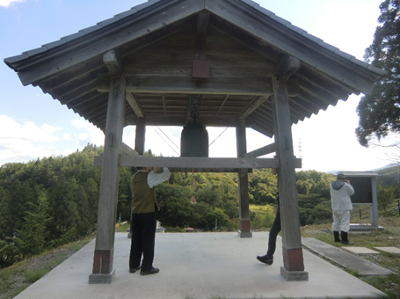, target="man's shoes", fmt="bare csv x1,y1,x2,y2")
140,267,160,275
129,266,141,273
257,254,273,265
